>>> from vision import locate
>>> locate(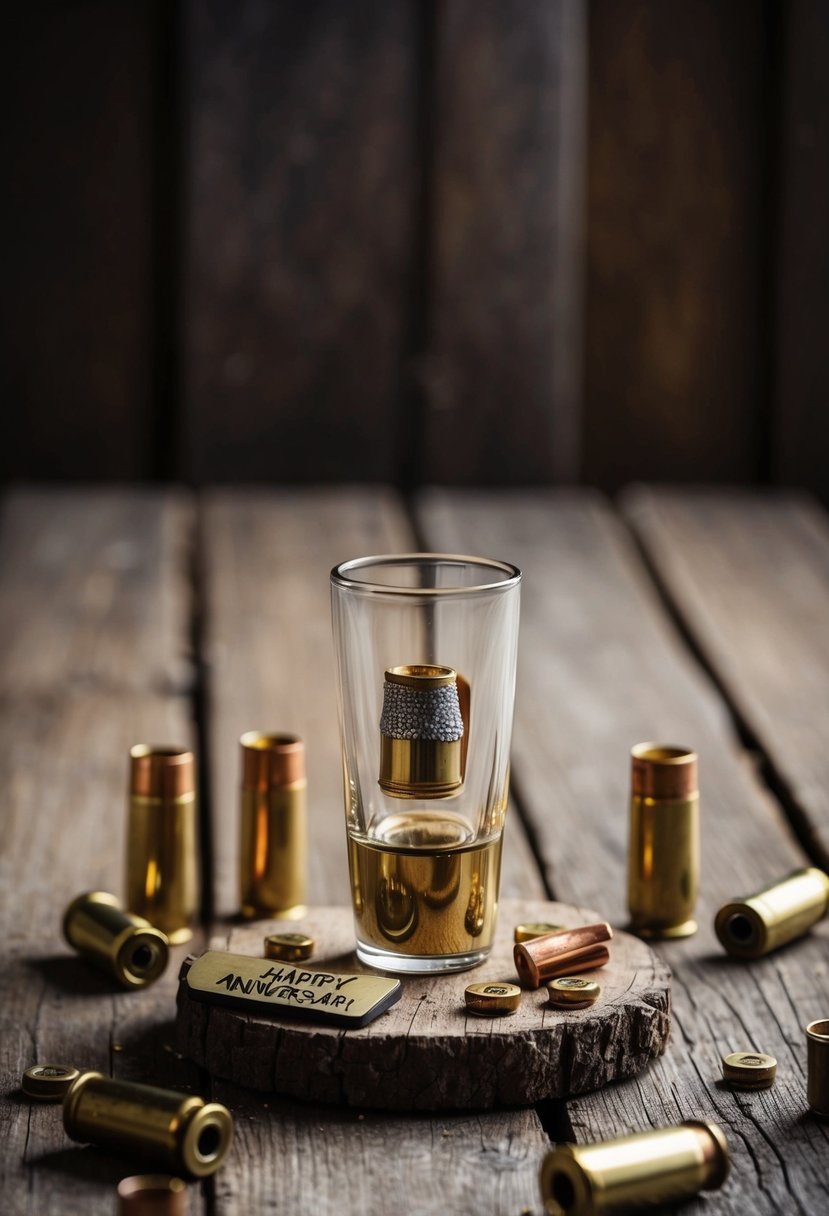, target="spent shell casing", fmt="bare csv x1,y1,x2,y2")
127,746,198,944
714,867,829,959
627,744,699,939
513,923,612,990
63,891,169,989
464,981,521,1016
63,1072,233,1178
240,733,307,919
806,1019,829,1118
539,1120,730,1215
